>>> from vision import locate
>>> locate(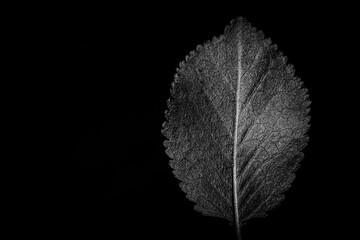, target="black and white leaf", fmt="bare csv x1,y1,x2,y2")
162,17,310,240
